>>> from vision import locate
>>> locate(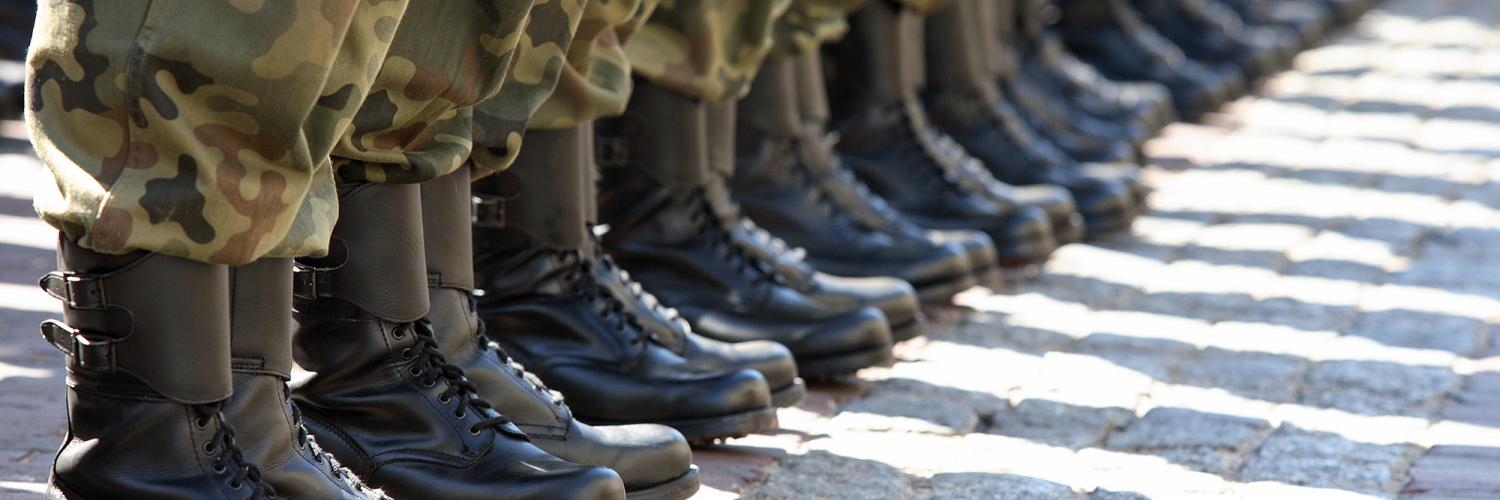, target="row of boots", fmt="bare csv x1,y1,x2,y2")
37,0,1375,498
